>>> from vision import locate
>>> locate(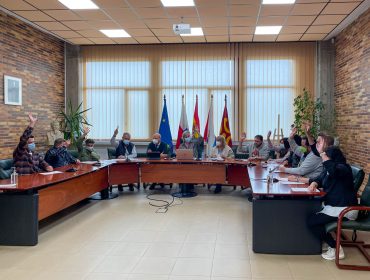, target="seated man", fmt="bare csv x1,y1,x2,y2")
147,133,169,190
280,126,323,180
45,138,80,168
114,132,137,159
210,135,235,193
76,127,100,162
13,113,53,174
237,134,269,160
113,130,137,191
